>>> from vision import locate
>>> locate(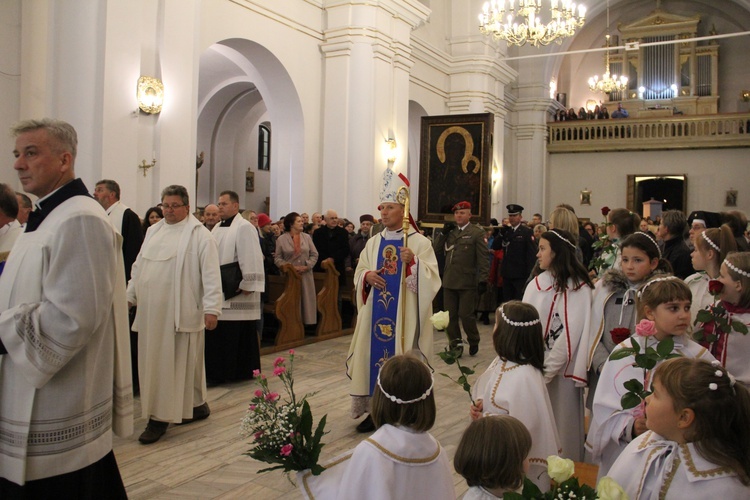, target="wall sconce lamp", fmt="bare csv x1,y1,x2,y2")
137,76,164,114
385,138,398,164
742,90,750,102
492,166,501,185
